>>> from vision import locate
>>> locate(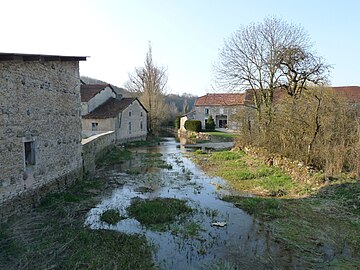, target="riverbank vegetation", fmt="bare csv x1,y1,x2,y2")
0,176,154,269
192,149,360,267
210,16,360,266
